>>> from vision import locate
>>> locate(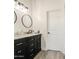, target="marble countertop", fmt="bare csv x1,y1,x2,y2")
14,33,40,40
